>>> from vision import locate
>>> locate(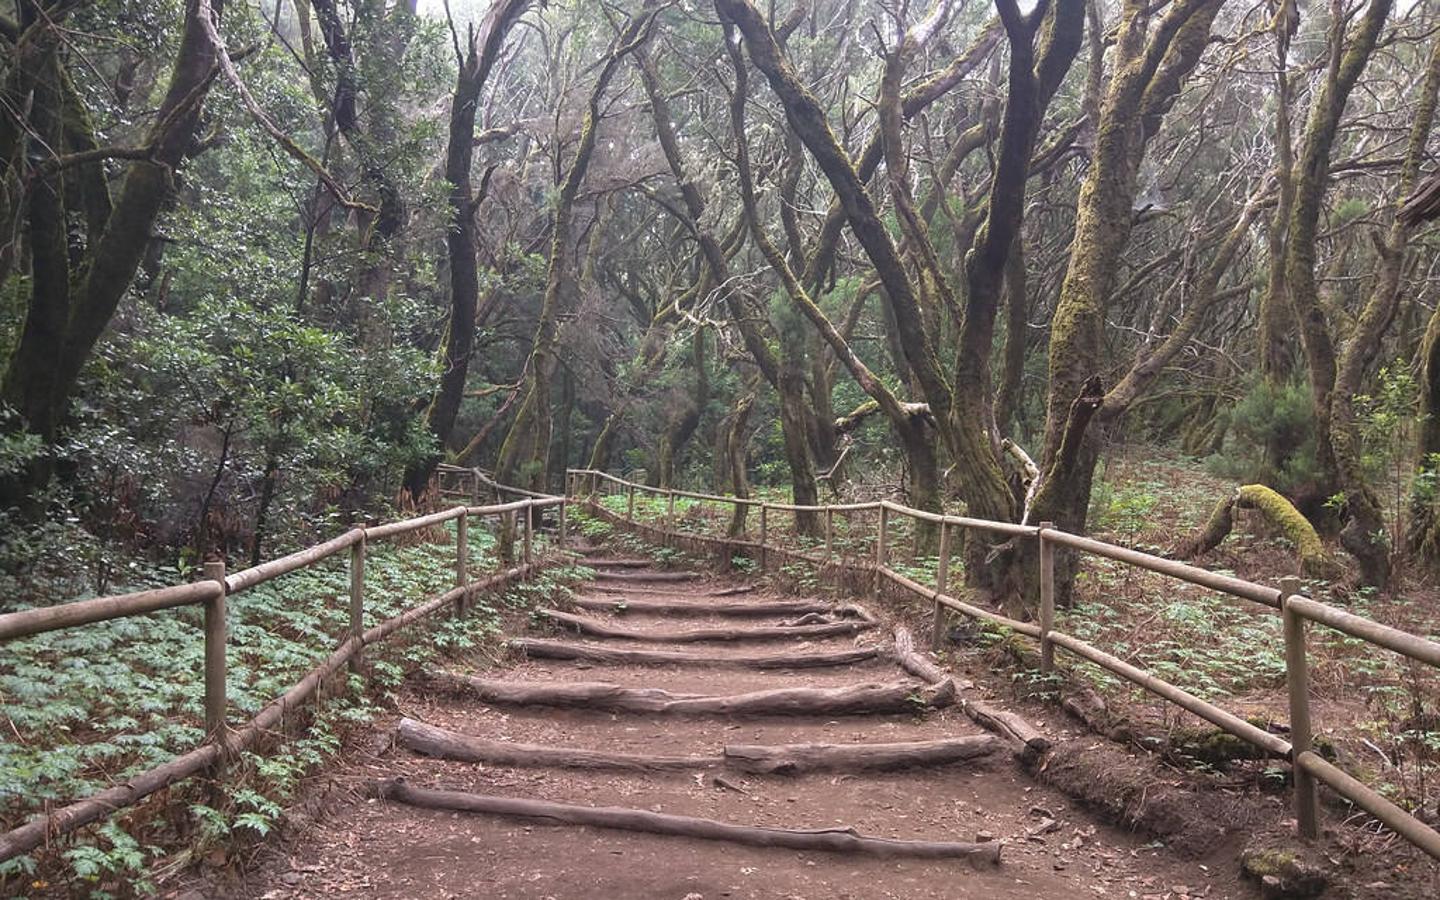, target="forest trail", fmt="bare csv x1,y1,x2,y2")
227,551,1247,899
